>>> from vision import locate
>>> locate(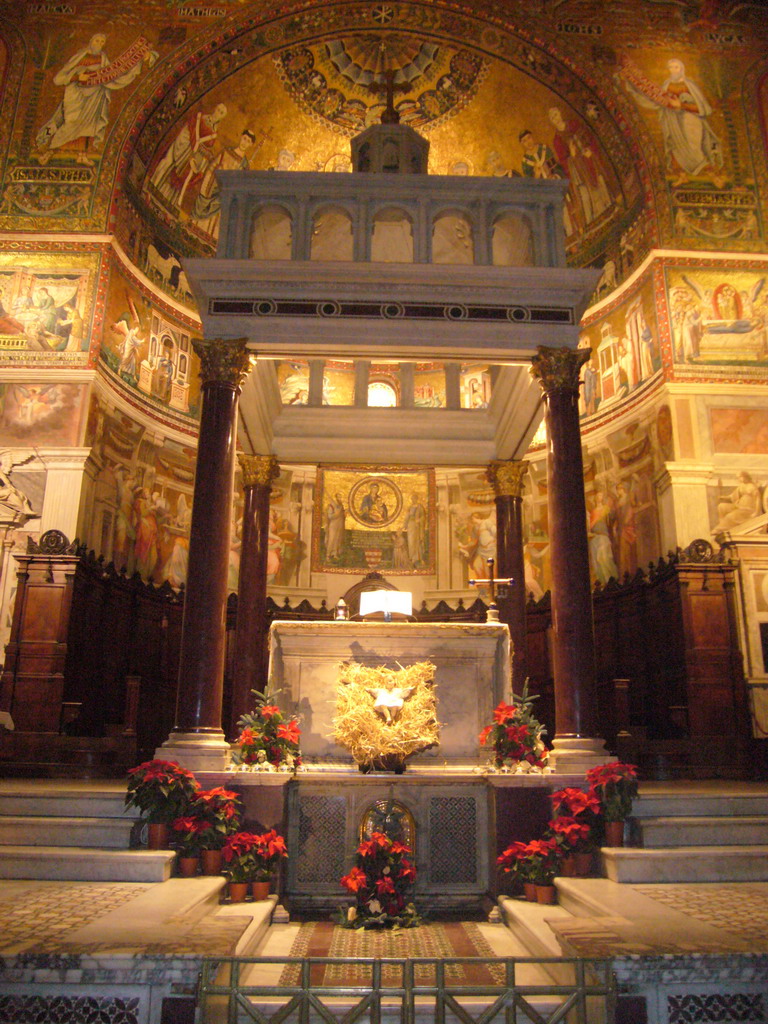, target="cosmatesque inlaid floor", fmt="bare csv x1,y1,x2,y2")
633,882,768,942
0,882,152,953
0,880,251,955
